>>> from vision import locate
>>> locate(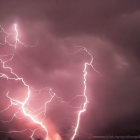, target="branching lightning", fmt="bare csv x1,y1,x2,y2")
0,24,56,140
70,47,97,140
0,24,97,140
0,24,23,48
